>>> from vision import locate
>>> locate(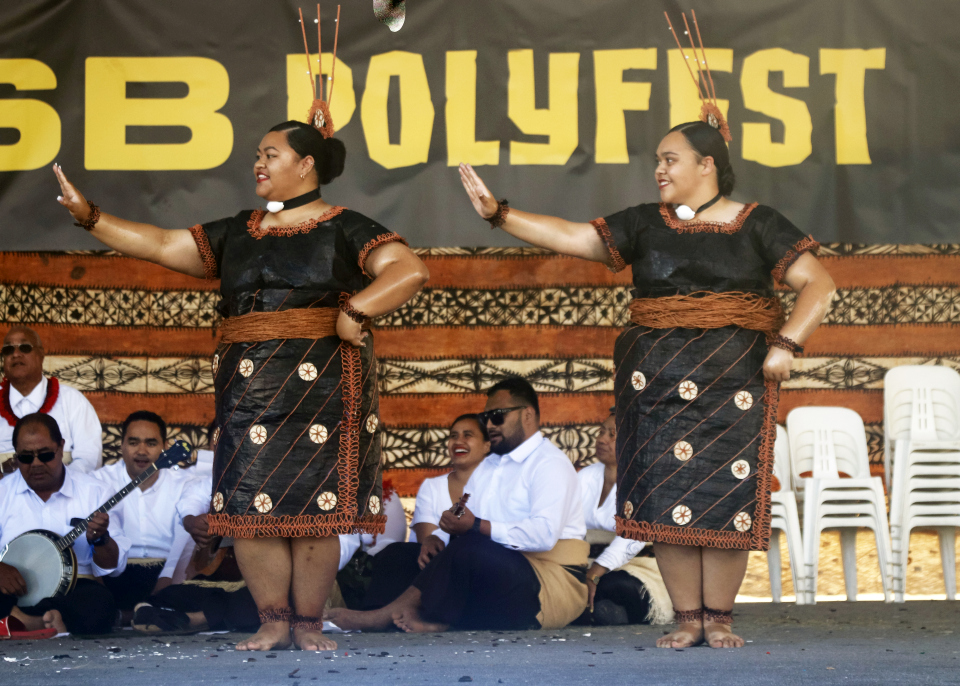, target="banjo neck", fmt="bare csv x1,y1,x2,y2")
55,462,160,552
